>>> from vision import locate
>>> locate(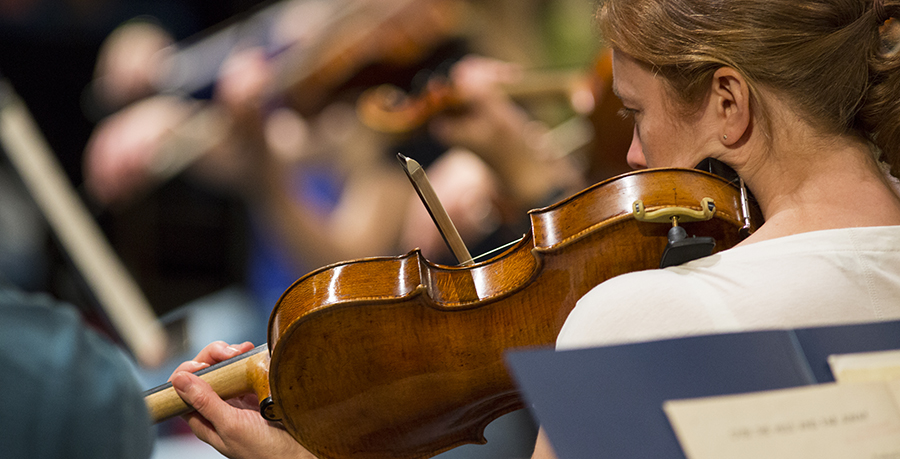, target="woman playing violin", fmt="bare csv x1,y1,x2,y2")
171,0,900,458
